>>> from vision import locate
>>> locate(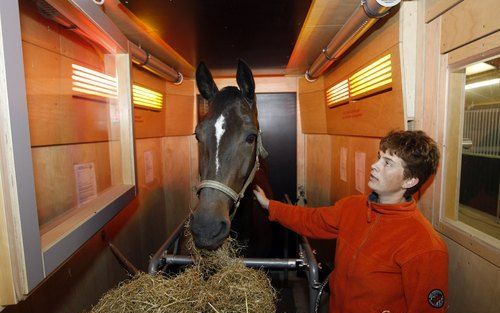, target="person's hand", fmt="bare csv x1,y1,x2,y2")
253,185,270,209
